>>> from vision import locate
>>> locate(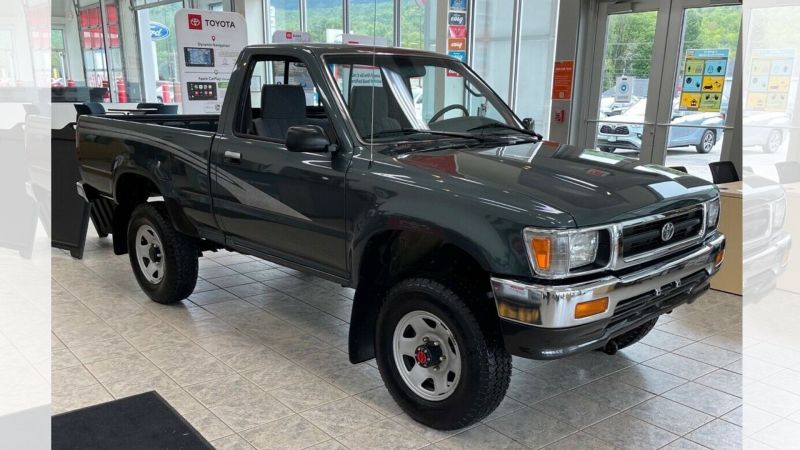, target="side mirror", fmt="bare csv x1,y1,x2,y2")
286,125,331,153
522,117,534,131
